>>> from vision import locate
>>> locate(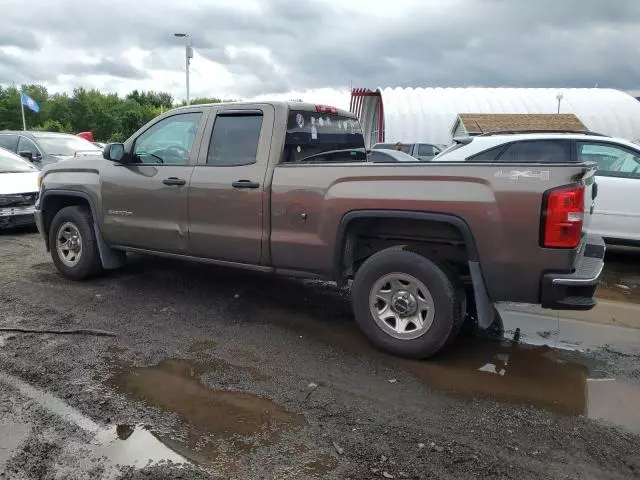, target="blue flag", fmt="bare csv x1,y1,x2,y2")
21,92,40,113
